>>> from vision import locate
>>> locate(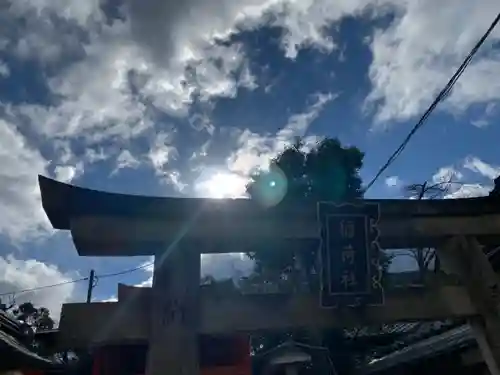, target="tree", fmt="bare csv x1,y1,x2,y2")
401,178,470,280
490,176,500,197
399,181,450,282
404,181,448,200
245,138,390,374
248,138,363,204
246,138,368,289
13,302,55,332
